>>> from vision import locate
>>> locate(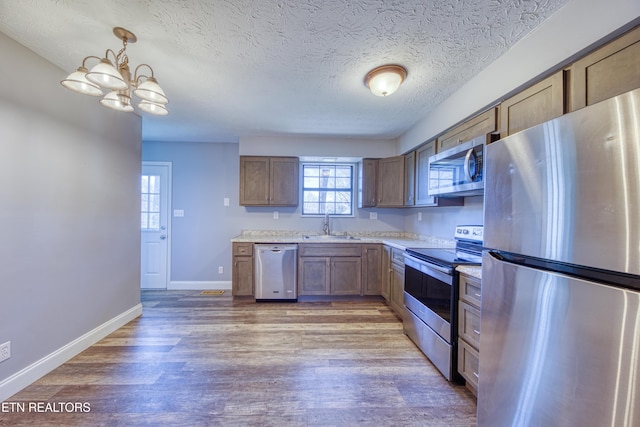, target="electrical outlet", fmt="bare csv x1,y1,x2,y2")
418,212,422,221
0,341,10,363
273,211,279,219
218,266,224,274
369,212,377,220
